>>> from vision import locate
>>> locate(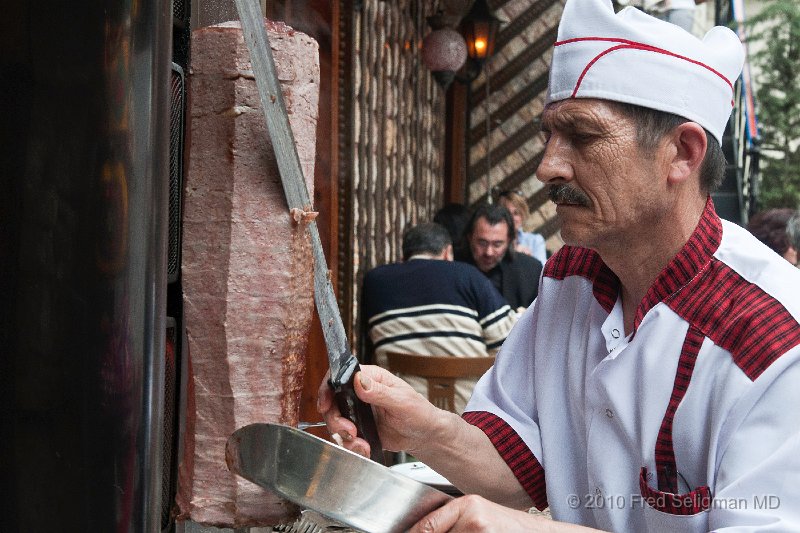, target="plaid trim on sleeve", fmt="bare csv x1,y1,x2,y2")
668,259,800,381
462,410,548,511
